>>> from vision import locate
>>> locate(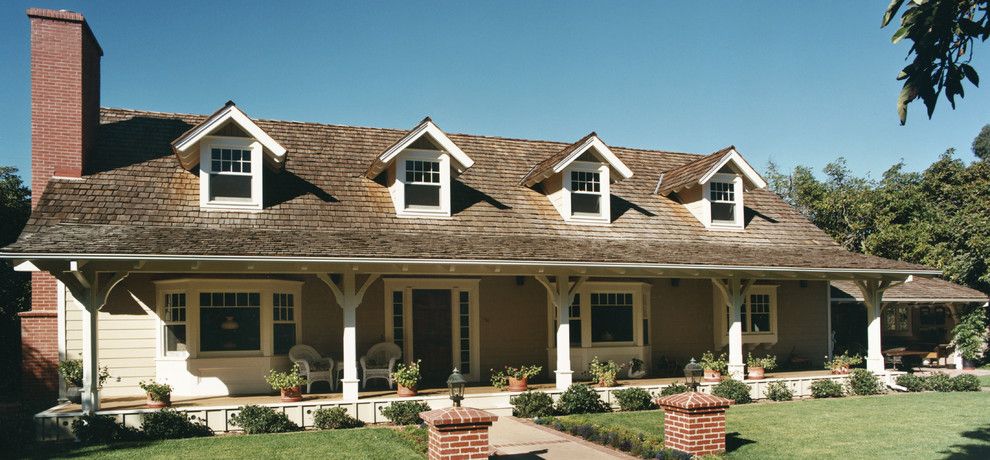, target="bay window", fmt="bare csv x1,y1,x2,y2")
591,292,634,343
200,292,261,352
273,293,297,355
162,292,187,355
548,282,650,348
